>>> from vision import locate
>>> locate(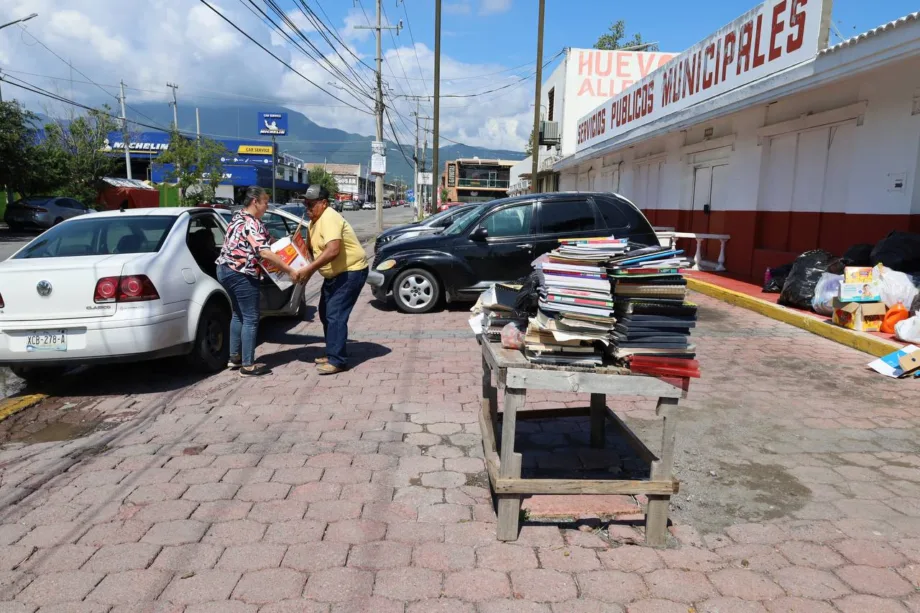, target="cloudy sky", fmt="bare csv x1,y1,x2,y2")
1,0,915,153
